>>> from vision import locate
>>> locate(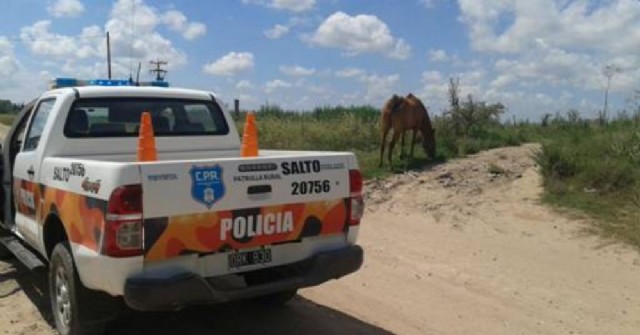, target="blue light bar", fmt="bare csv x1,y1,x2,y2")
150,80,169,87
49,77,170,89
88,79,131,86
51,78,78,88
